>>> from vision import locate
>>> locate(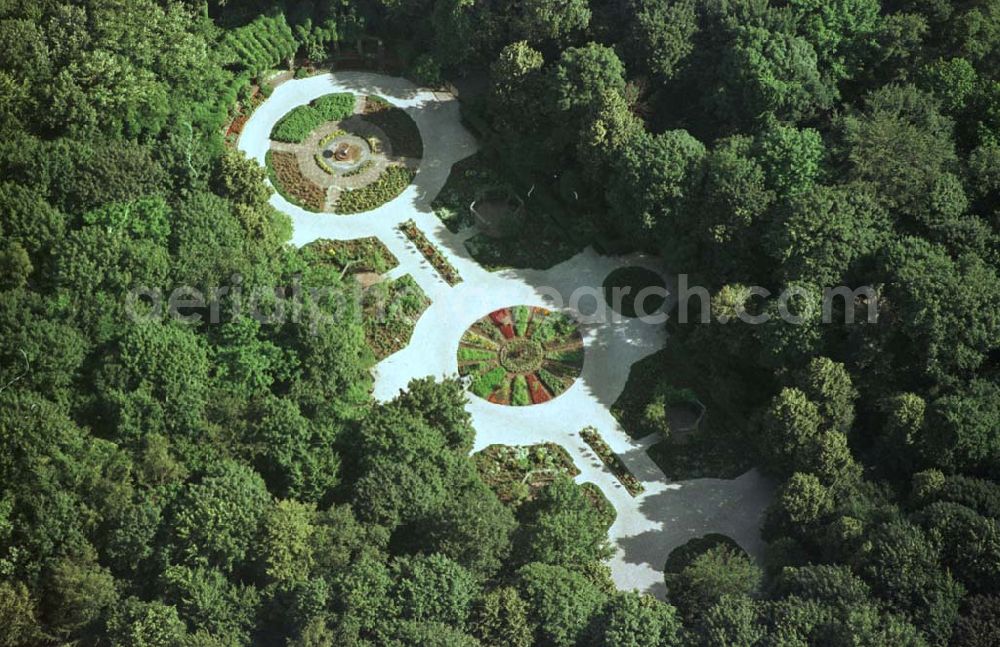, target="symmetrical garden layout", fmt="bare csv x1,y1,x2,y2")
240,71,774,598
458,307,583,406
